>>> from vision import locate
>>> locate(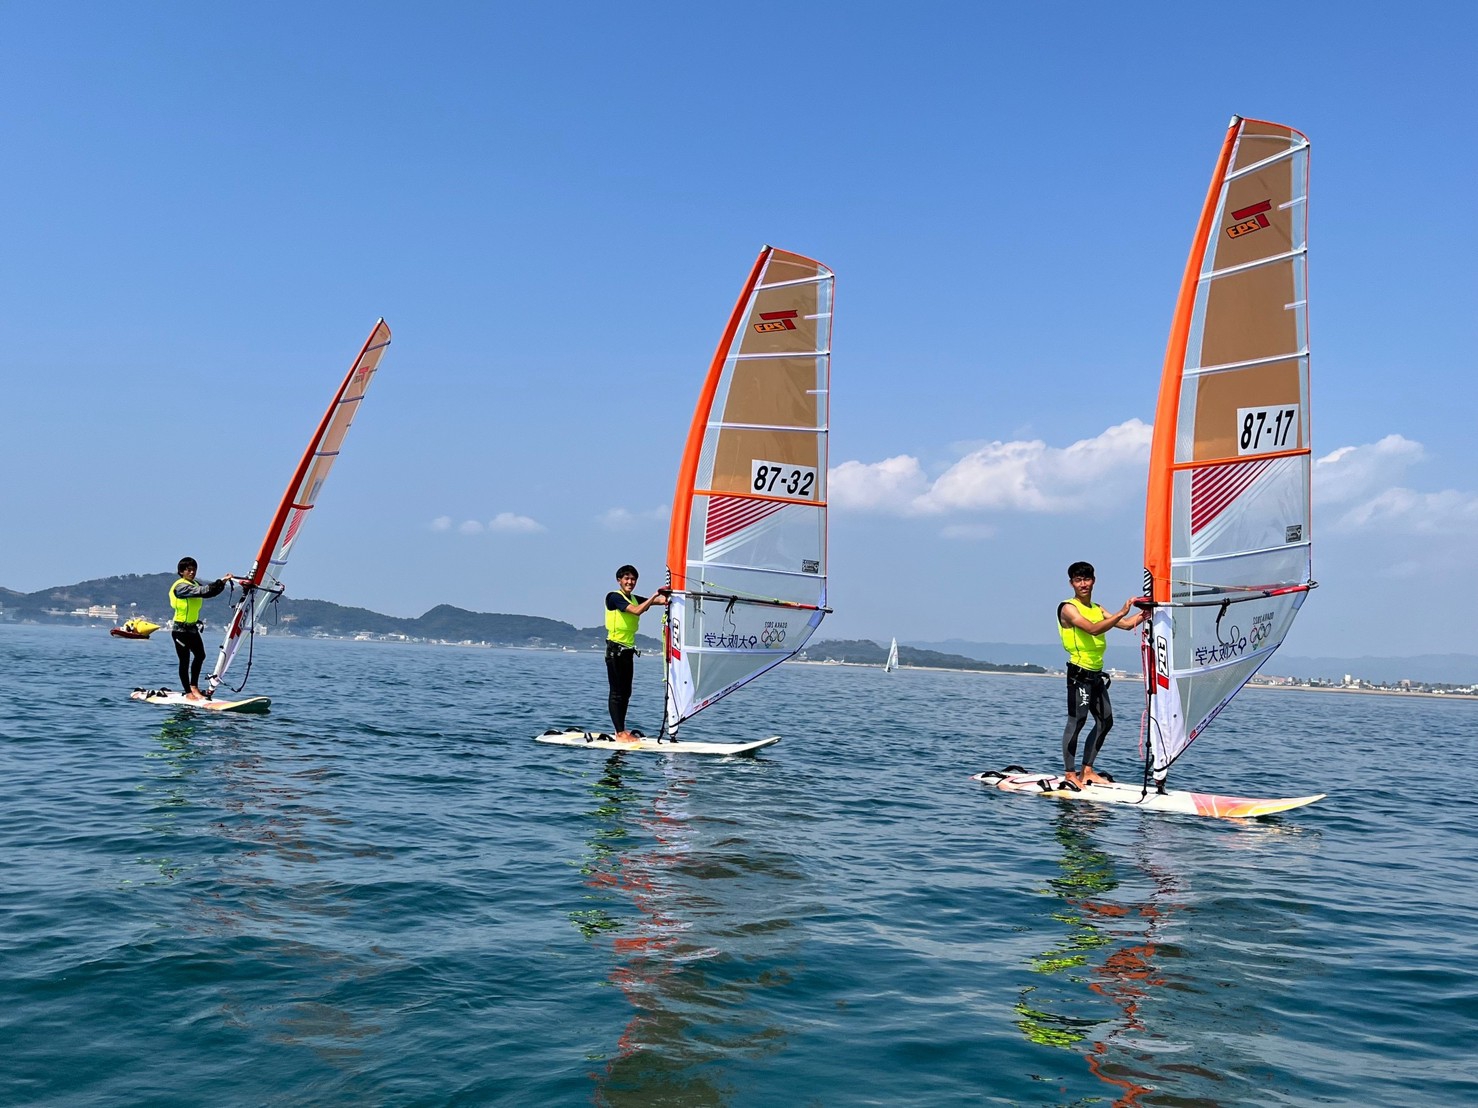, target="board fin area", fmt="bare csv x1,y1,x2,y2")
535,728,779,756
130,688,272,714
971,768,1323,818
